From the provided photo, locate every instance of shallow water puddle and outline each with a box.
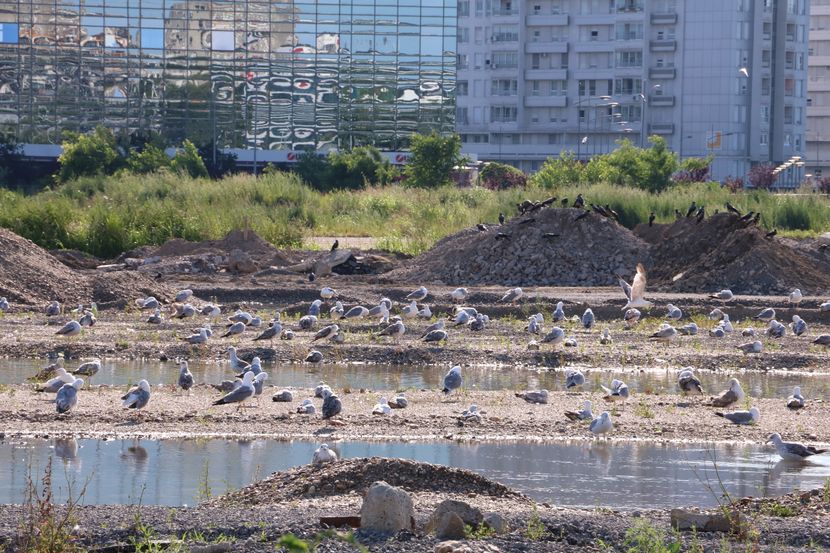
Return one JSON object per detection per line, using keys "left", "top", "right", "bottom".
{"left": 1, "top": 438, "right": 829, "bottom": 508}
{"left": 4, "top": 358, "right": 830, "bottom": 399}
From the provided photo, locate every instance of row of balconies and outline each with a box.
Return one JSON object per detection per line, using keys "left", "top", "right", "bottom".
{"left": 458, "top": 121, "right": 676, "bottom": 135}
{"left": 458, "top": 94, "right": 676, "bottom": 109}
{"left": 486, "top": 12, "right": 677, "bottom": 27}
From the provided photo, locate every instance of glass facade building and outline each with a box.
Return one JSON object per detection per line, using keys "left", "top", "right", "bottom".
{"left": 0, "top": 0, "right": 456, "bottom": 152}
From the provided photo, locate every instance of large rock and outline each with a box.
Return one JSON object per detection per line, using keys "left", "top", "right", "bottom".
{"left": 670, "top": 508, "right": 748, "bottom": 535}
{"left": 228, "top": 248, "right": 258, "bottom": 274}
{"left": 427, "top": 499, "right": 483, "bottom": 534}
{"left": 482, "top": 512, "right": 508, "bottom": 534}
{"left": 434, "top": 512, "right": 466, "bottom": 540}
{"left": 359, "top": 481, "right": 414, "bottom": 534}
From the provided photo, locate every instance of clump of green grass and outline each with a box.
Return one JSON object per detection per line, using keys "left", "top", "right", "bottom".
{"left": 623, "top": 517, "right": 681, "bottom": 553}
{"left": 760, "top": 501, "right": 799, "bottom": 518}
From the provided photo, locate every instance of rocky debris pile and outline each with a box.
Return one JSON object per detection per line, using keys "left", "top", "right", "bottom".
{"left": 117, "top": 230, "right": 297, "bottom": 276}
{"left": 391, "top": 208, "right": 649, "bottom": 286}
{"left": 215, "top": 458, "right": 522, "bottom": 507}
{"left": 637, "top": 212, "right": 830, "bottom": 295}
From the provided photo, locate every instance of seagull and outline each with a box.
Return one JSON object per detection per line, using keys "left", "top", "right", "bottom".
{"left": 281, "top": 329, "right": 295, "bottom": 340}
{"left": 420, "top": 318, "right": 446, "bottom": 338}
{"left": 235, "top": 356, "right": 261, "bottom": 377}
{"left": 135, "top": 297, "right": 160, "bottom": 310}
{"left": 619, "top": 263, "right": 652, "bottom": 310}
{"left": 376, "top": 321, "right": 406, "bottom": 341}
{"left": 813, "top": 334, "right": 830, "bottom": 347}
{"left": 789, "top": 288, "right": 803, "bottom": 305}
{"left": 406, "top": 286, "right": 428, "bottom": 301}
{"left": 564, "top": 400, "right": 593, "bottom": 421}
{"left": 39, "top": 368, "right": 76, "bottom": 393}
{"left": 453, "top": 310, "right": 472, "bottom": 326}
{"left": 175, "top": 289, "right": 193, "bottom": 302}
{"left": 371, "top": 397, "right": 392, "bottom": 415}
{"left": 0, "top": 297, "right": 8, "bottom": 311}
{"left": 787, "top": 386, "right": 806, "bottom": 410}
{"left": 678, "top": 369, "right": 703, "bottom": 395}
{"left": 581, "top": 308, "right": 595, "bottom": 330}
{"left": 665, "top": 304, "right": 682, "bottom": 320}
{"left": 222, "top": 321, "right": 246, "bottom": 338}
{"left": 737, "top": 340, "right": 763, "bottom": 354}
{"left": 526, "top": 315, "right": 542, "bottom": 335}
{"left": 715, "top": 406, "right": 760, "bottom": 425}
{"left": 624, "top": 308, "right": 641, "bottom": 328}
{"left": 312, "top": 324, "right": 340, "bottom": 342}
{"left": 709, "top": 326, "right": 725, "bottom": 338}
{"left": 741, "top": 328, "right": 757, "bottom": 338}
{"left": 708, "top": 308, "right": 725, "bottom": 321}
{"left": 541, "top": 326, "right": 565, "bottom": 346}
{"left": 417, "top": 305, "right": 432, "bottom": 318}
{"left": 305, "top": 350, "right": 323, "bottom": 363}
{"left": 768, "top": 433, "right": 827, "bottom": 461}
{"left": 390, "top": 394, "right": 408, "bottom": 409}
{"left": 178, "top": 361, "right": 194, "bottom": 393}
{"left": 56, "top": 378, "right": 84, "bottom": 414}
{"left": 552, "top": 301, "right": 565, "bottom": 322}
{"left": 343, "top": 306, "right": 369, "bottom": 319}
{"left": 56, "top": 320, "right": 82, "bottom": 337}
{"left": 423, "top": 329, "right": 449, "bottom": 343}
{"left": 122, "top": 380, "right": 151, "bottom": 413}
{"left": 599, "top": 328, "right": 612, "bottom": 345}
{"left": 252, "top": 372, "right": 268, "bottom": 403}
{"left": 252, "top": 322, "right": 283, "bottom": 343}
{"left": 46, "top": 301, "right": 61, "bottom": 317}
{"left": 720, "top": 315, "right": 734, "bottom": 333}
{"left": 442, "top": 366, "right": 463, "bottom": 396}
{"left": 295, "top": 399, "right": 315, "bottom": 414}
{"left": 248, "top": 316, "right": 262, "bottom": 328}
{"left": 227, "top": 347, "right": 250, "bottom": 372}
{"left": 754, "top": 307, "right": 776, "bottom": 322}
{"left": 298, "top": 314, "right": 319, "bottom": 329}
{"left": 601, "top": 379, "right": 630, "bottom": 407}
{"left": 147, "top": 309, "right": 163, "bottom": 324}
{"left": 321, "top": 388, "right": 342, "bottom": 419}
{"left": 312, "top": 443, "right": 338, "bottom": 465}
{"left": 589, "top": 412, "right": 613, "bottom": 436}
{"left": 710, "top": 289, "right": 734, "bottom": 303}
{"left": 678, "top": 322, "right": 698, "bottom": 336}
{"left": 308, "top": 300, "right": 323, "bottom": 317}
{"left": 183, "top": 328, "right": 209, "bottom": 345}
{"left": 790, "top": 315, "right": 807, "bottom": 337}
{"left": 708, "top": 378, "right": 744, "bottom": 407}
{"left": 500, "top": 287, "right": 523, "bottom": 304}
{"left": 515, "top": 389, "right": 549, "bottom": 404}
{"left": 460, "top": 404, "right": 481, "bottom": 423}
{"left": 272, "top": 389, "right": 293, "bottom": 402}
{"left": 73, "top": 359, "right": 101, "bottom": 381}
{"left": 821, "top": 301, "right": 830, "bottom": 312}
{"left": 320, "top": 287, "right": 338, "bottom": 300}
{"left": 565, "top": 369, "right": 585, "bottom": 390}
{"left": 767, "top": 319, "right": 786, "bottom": 338}
{"left": 401, "top": 300, "right": 419, "bottom": 318}
{"left": 314, "top": 383, "right": 332, "bottom": 398}
{"left": 227, "top": 310, "right": 253, "bottom": 325}
{"left": 330, "top": 301, "right": 345, "bottom": 320}
{"left": 213, "top": 371, "right": 255, "bottom": 409}
{"left": 649, "top": 324, "right": 677, "bottom": 343}
{"left": 451, "top": 288, "right": 468, "bottom": 302}
{"left": 172, "top": 303, "right": 196, "bottom": 320}
{"left": 201, "top": 304, "right": 222, "bottom": 318}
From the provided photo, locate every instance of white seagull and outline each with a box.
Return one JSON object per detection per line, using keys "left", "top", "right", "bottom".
{"left": 619, "top": 263, "right": 652, "bottom": 310}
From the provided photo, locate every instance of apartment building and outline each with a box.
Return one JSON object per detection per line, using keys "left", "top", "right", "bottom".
{"left": 456, "top": 0, "right": 810, "bottom": 182}
{"left": 808, "top": 0, "right": 830, "bottom": 180}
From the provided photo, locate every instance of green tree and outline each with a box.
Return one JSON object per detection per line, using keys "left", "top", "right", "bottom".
{"left": 327, "top": 146, "right": 394, "bottom": 190}
{"left": 404, "top": 131, "right": 462, "bottom": 188}
{"left": 294, "top": 151, "right": 329, "bottom": 189}
{"left": 171, "top": 140, "right": 209, "bottom": 178}
{"left": 479, "top": 162, "right": 527, "bottom": 189}
{"left": 532, "top": 151, "right": 584, "bottom": 189}
{"left": 127, "top": 144, "right": 171, "bottom": 174}
{"left": 57, "top": 126, "right": 123, "bottom": 183}
{"left": 639, "top": 136, "right": 679, "bottom": 192}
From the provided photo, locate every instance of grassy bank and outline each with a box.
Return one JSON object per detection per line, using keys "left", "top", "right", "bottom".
{"left": 0, "top": 172, "right": 828, "bottom": 258}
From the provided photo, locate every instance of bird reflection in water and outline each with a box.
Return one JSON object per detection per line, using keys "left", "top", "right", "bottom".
{"left": 54, "top": 438, "right": 79, "bottom": 466}
{"left": 121, "top": 439, "right": 148, "bottom": 465}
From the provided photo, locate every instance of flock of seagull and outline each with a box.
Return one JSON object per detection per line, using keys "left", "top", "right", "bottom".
{"left": 7, "top": 259, "right": 830, "bottom": 465}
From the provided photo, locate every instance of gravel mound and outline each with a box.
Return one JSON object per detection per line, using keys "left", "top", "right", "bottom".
{"left": 391, "top": 208, "right": 649, "bottom": 286}
{"left": 0, "top": 228, "right": 173, "bottom": 308}
{"left": 216, "top": 458, "right": 523, "bottom": 507}
{"left": 638, "top": 212, "right": 830, "bottom": 295}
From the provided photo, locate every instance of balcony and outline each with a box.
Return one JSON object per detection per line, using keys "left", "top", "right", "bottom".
{"left": 650, "top": 39, "right": 677, "bottom": 52}
{"left": 650, "top": 12, "right": 677, "bottom": 24}
{"left": 648, "top": 122, "right": 675, "bottom": 134}
{"left": 524, "top": 95, "right": 568, "bottom": 108}
{"left": 649, "top": 94, "right": 675, "bottom": 107}
{"left": 649, "top": 67, "right": 676, "bottom": 79}
{"left": 526, "top": 14, "right": 569, "bottom": 26}
{"left": 524, "top": 68, "right": 568, "bottom": 80}
{"left": 525, "top": 41, "right": 569, "bottom": 54}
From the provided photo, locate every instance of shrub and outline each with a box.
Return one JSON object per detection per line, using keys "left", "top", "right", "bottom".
{"left": 673, "top": 156, "right": 712, "bottom": 185}
{"left": 636, "top": 136, "right": 679, "bottom": 193}
{"left": 479, "top": 162, "right": 527, "bottom": 189}
{"left": 327, "top": 146, "right": 394, "bottom": 190}
{"left": 171, "top": 140, "right": 209, "bottom": 178}
{"left": 197, "top": 141, "right": 237, "bottom": 178}
{"left": 57, "top": 126, "right": 124, "bottom": 183}
{"left": 404, "top": 131, "right": 462, "bottom": 188}
{"left": 127, "top": 144, "right": 171, "bottom": 174}
{"left": 723, "top": 176, "right": 745, "bottom": 192}
{"left": 532, "top": 151, "right": 584, "bottom": 189}
{"left": 817, "top": 177, "right": 830, "bottom": 194}
{"left": 747, "top": 163, "right": 777, "bottom": 190}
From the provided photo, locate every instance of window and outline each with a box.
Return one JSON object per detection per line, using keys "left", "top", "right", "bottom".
{"left": 616, "top": 51, "right": 643, "bottom": 67}
{"left": 491, "top": 79, "right": 517, "bottom": 96}
{"left": 491, "top": 106, "right": 518, "bottom": 122}
{"left": 551, "top": 80, "right": 567, "bottom": 95}
{"left": 0, "top": 23, "right": 18, "bottom": 44}
{"left": 531, "top": 81, "right": 541, "bottom": 96}
{"left": 760, "top": 105, "right": 770, "bottom": 123}
{"left": 784, "top": 106, "right": 793, "bottom": 124}
{"left": 492, "top": 51, "right": 518, "bottom": 68}
{"left": 762, "top": 50, "right": 770, "bottom": 68}
{"left": 458, "top": 0, "right": 470, "bottom": 16}
{"left": 621, "top": 105, "right": 642, "bottom": 121}
{"left": 614, "top": 78, "right": 642, "bottom": 95}
{"left": 456, "top": 108, "right": 469, "bottom": 125}
{"left": 458, "top": 28, "right": 469, "bottom": 43}
{"left": 457, "top": 81, "right": 469, "bottom": 96}
{"left": 616, "top": 23, "right": 642, "bottom": 40}
{"left": 590, "top": 29, "right": 599, "bottom": 41}
{"left": 493, "top": 25, "right": 518, "bottom": 42}
{"left": 760, "top": 133, "right": 768, "bottom": 146}
{"left": 531, "top": 53, "right": 541, "bottom": 69}
{"left": 211, "top": 30, "right": 234, "bottom": 51}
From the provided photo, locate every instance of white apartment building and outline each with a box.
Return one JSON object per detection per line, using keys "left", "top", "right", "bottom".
{"left": 456, "top": 0, "right": 810, "bottom": 183}
{"left": 808, "top": 0, "right": 830, "bottom": 180}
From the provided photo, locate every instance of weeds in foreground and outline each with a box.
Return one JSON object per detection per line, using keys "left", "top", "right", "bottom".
{"left": 622, "top": 518, "right": 681, "bottom": 553}
{"left": 524, "top": 507, "right": 548, "bottom": 541}
{"left": 635, "top": 400, "right": 655, "bottom": 419}
{"left": 465, "top": 523, "right": 496, "bottom": 540}
{"left": 760, "top": 501, "right": 799, "bottom": 518}
{"left": 17, "top": 457, "right": 88, "bottom": 553}
{"left": 823, "top": 477, "right": 830, "bottom": 504}
{"left": 277, "top": 531, "right": 368, "bottom": 552}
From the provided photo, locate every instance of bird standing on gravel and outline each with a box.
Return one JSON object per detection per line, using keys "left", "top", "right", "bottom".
{"left": 624, "top": 308, "right": 641, "bottom": 328}
{"left": 73, "top": 359, "right": 101, "bottom": 383}
{"left": 516, "top": 389, "right": 549, "bottom": 404}
{"left": 313, "top": 443, "right": 338, "bottom": 465}
{"left": 552, "top": 301, "right": 565, "bottom": 322}
{"left": 376, "top": 321, "right": 406, "bottom": 342}
{"left": 715, "top": 407, "right": 760, "bottom": 425}
{"left": 122, "top": 380, "right": 151, "bottom": 415}
{"left": 786, "top": 387, "right": 806, "bottom": 410}
{"left": 253, "top": 322, "right": 283, "bottom": 343}
{"left": 565, "top": 369, "right": 585, "bottom": 390}
{"left": 421, "top": 318, "right": 446, "bottom": 338}
{"left": 213, "top": 371, "right": 255, "bottom": 410}
{"left": 601, "top": 379, "right": 630, "bottom": 408}
{"left": 56, "top": 320, "right": 82, "bottom": 337}
{"left": 222, "top": 321, "right": 246, "bottom": 338}
{"left": 767, "top": 319, "right": 786, "bottom": 338}
{"left": 649, "top": 324, "right": 677, "bottom": 343}
{"left": 665, "top": 304, "right": 682, "bottom": 320}
{"left": 406, "top": 286, "right": 428, "bottom": 301}
{"left": 451, "top": 288, "right": 468, "bottom": 302}
{"left": 227, "top": 347, "right": 249, "bottom": 372}
{"left": 737, "top": 340, "right": 763, "bottom": 354}
{"left": 564, "top": 400, "right": 592, "bottom": 421}
{"left": 678, "top": 369, "right": 703, "bottom": 395}
{"left": 183, "top": 328, "right": 209, "bottom": 345}
{"left": 500, "top": 287, "right": 523, "bottom": 304}
{"left": 321, "top": 388, "right": 342, "bottom": 419}
{"left": 790, "top": 315, "right": 807, "bottom": 336}
{"left": 708, "top": 378, "right": 744, "bottom": 408}
{"left": 768, "top": 433, "right": 827, "bottom": 461}
{"left": 178, "top": 361, "right": 194, "bottom": 394}
{"left": 754, "top": 307, "right": 776, "bottom": 323}
{"left": 312, "top": 324, "right": 340, "bottom": 342}
{"left": 589, "top": 412, "right": 613, "bottom": 437}
{"left": 498, "top": 213, "right": 505, "bottom": 225}
{"left": 320, "top": 287, "right": 337, "bottom": 300}
{"left": 709, "top": 289, "right": 734, "bottom": 303}
{"left": 56, "top": 378, "right": 84, "bottom": 414}
{"left": 789, "top": 288, "right": 803, "bottom": 306}
{"left": 648, "top": 212, "right": 655, "bottom": 227}
{"left": 442, "top": 366, "right": 463, "bottom": 396}
{"left": 599, "top": 328, "right": 612, "bottom": 345}
{"left": 45, "top": 301, "right": 61, "bottom": 317}
{"left": 813, "top": 334, "right": 830, "bottom": 347}
{"left": 581, "top": 308, "right": 595, "bottom": 330}
{"left": 423, "top": 329, "right": 449, "bottom": 344}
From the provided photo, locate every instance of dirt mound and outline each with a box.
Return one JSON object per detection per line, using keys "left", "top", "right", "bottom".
{"left": 0, "top": 228, "right": 90, "bottom": 305}
{"left": 89, "top": 272, "right": 174, "bottom": 307}
{"left": 391, "top": 208, "right": 649, "bottom": 286}
{"left": 637, "top": 212, "right": 830, "bottom": 295}
{"left": 217, "top": 458, "right": 522, "bottom": 507}
{"left": 152, "top": 229, "right": 291, "bottom": 265}
{"left": 49, "top": 249, "right": 101, "bottom": 270}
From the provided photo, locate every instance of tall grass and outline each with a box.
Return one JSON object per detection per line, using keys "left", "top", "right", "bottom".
{"left": 1, "top": 172, "right": 829, "bottom": 258}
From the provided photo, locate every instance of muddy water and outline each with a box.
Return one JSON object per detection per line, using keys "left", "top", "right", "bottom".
{"left": 1, "top": 438, "right": 829, "bottom": 508}
{"left": 4, "top": 358, "right": 829, "bottom": 399}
